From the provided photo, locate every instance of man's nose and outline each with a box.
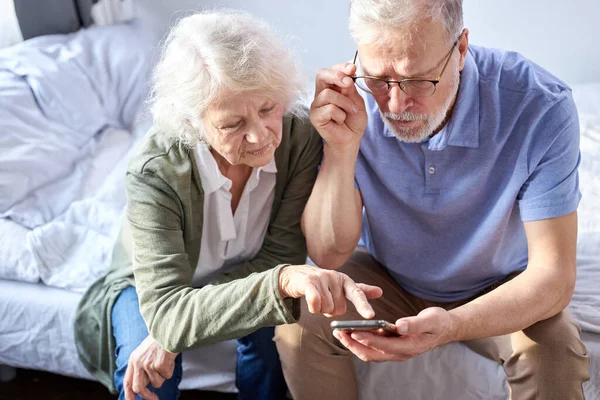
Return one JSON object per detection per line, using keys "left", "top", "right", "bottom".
{"left": 387, "top": 84, "right": 414, "bottom": 115}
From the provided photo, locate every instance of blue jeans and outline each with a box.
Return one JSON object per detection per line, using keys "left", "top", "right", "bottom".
{"left": 112, "top": 286, "right": 287, "bottom": 400}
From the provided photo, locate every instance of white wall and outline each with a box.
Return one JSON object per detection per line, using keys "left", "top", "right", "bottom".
{"left": 134, "top": 0, "right": 599, "bottom": 85}
{"left": 464, "top": 0, "right": 600, "bottom": 85}
{"left": 133, "top": 0, "right": 353, "bottom": 81}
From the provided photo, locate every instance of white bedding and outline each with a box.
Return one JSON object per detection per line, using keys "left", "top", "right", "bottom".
{"left": 0, "top": 21, "right": 157, "bottom": 291}
{"left": 0, "top": 22, "right": 152, "bottom": 217}
{"left": 0, "top": 129, "right": 132, "bottom": 290}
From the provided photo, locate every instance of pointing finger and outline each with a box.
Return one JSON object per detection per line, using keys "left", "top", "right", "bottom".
{"left": 343, "top": 277, "right": 375, "bottom": 319}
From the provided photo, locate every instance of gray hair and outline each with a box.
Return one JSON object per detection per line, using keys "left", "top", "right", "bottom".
{"left": 349, "top": 0, "right": 463, "bottom": 47}
{"left": 148, "top": 10, "right": 307, "bottom": 147}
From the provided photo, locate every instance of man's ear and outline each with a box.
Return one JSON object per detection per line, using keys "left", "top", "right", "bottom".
{"left": 458, "top": 29, "right": 469, "bottom": 71}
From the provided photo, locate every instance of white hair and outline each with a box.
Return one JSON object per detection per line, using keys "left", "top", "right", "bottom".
{"left": 148, "top": 10, "right": 307, "bottom": 147}
{"left": 349, "top": 0, "right": 463, "bottom": 47}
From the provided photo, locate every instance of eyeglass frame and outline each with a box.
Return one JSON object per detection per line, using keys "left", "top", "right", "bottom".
{"left": 350, "top": 31, "right": 463, "bottom": 97}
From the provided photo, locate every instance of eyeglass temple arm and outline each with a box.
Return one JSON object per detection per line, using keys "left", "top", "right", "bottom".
{"left": 352, "top": 50, "right": 358, "bottom": 65}
{"left": 434, "top": 37, "right": 461, "bottom": 80}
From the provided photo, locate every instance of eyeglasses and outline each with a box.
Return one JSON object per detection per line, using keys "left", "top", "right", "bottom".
{"left": 351, "top": 33, "right": 462, "bottom": 98}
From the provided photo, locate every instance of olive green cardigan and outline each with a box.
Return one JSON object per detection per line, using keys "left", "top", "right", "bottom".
{"left": 74, "top": 114, "right": 322, "bottom": 393}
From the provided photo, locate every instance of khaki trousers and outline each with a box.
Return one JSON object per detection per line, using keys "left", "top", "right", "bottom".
{"left": 274, "top": 248, "right": 590, "bottom": 400}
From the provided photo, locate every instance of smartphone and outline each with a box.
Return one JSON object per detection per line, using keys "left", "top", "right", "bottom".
{"left": 330, "top": 320, "right": 399, "bottom": 335}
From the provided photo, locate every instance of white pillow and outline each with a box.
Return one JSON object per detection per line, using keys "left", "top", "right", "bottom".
{"left": 0, "top": 21, "right": 156, "bottom": 220}
{"left": 572, "top": 84, "right": 600, "bottom": 235}
{"left": 0, "top": 0, "right": 23, "bottom": 48}
{"left": 91, "top": 0, "right": 135, "bottom": 25}
{"left": 0, "top": 0, "right": 135, "bottom": 51}
{"left": 573, "top": 83, "right": 600, "bottom": 133}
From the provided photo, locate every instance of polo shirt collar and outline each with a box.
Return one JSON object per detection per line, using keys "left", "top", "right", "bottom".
{"left": 444, "top": 48, "right": 480, "bottom": 149}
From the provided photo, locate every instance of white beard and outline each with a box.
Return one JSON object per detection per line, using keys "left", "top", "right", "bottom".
{"left": 380, "top": 69, "right": 460, "bottom": 143}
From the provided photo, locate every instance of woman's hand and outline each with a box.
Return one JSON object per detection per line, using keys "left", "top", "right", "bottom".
{"left": 123, "top": 335, "right": 179, "bottom": 400}
{"left": 278, "top": 264, "right": 383, "bottom": 318}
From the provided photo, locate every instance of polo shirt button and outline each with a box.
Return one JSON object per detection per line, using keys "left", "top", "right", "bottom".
{"left": 428, "top": 166, "right": 436, "bottom": 174}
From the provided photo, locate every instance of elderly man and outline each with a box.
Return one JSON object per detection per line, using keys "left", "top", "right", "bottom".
{"left": 274, "top": 1, "right": 590, "bottom": 399}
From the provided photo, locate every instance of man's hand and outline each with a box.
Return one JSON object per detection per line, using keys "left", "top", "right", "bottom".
{"left": 123, "top": 335, "right": 179, "bottom": 400}
{"left": 333, "top": 307, "right": 456, "bottom": 362}
{"left": 279, "top": 264, "right": 383, "bottom": 319}
{"left": 310, "top": 63, "right": 367, "bottom": 152}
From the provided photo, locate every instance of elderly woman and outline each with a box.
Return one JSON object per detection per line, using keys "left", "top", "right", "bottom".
{"left": 75, "top": 10, "right": 381, "bottom": 400}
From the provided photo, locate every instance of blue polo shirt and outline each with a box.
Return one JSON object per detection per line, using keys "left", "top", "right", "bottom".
{"left": 356, "top": 45, "right": 581, "bottom": 302}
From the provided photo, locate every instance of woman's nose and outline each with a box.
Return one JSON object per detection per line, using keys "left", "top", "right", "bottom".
{"left": 245, "top": 123, "right": 269, "bottom": 143}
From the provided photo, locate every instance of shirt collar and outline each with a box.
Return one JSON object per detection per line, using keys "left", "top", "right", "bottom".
{"left": 194, "top": 145, "right": 278, "bottom": 194}
{"left": 379, "top": 49, "right": 480, "bottom": 149}
{"left": 194, "top": 145, "right": 229, "bottom": 194}
{"left": 444, "top": 48, "right": 480, "bottom": 149}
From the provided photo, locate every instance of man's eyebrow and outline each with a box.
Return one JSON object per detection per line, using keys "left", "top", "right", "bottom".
{"left": 360, "top": 60, "right": 440, "bottom": 80}
{"left": 360, "top": 65, "right": 385, "bottom": 78}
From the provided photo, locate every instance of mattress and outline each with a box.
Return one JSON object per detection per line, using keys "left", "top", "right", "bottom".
{"left": 0, "top": 278, "right": 238, "bottom": 392}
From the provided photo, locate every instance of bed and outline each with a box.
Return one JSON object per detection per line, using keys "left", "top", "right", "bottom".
{"left": 0, "top": 18, "right": 599, "bottom": 399}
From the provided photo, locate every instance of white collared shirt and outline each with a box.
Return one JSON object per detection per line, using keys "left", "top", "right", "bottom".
{"left": 191, "top": 144, "right": 277, "bottom": 287}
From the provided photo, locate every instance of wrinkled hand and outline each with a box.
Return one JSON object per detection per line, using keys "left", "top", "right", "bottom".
{"left": 278, "top": 264, "right": 383, "bottom": 319}
{"left": 310, "top": 63, "right": 367, "bottom": 151}
{"left": 124, "top": 335, "right": 179, "bottom": 400}
{"left": 333, "top": 307, "right": 456, "bottom": 362}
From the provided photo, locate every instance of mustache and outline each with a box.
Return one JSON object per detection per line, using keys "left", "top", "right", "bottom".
{"left": 382, "top": 112, "right": 428, "bottom": 121}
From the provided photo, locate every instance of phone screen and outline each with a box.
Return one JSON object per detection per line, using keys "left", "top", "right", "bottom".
{"left": 330, "top": 320, "right": 398, "bottom": 335}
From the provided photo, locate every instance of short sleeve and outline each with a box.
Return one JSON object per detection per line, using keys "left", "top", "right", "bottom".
{"left": 518, "top": 92, "right": 582, "bottom": 221}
